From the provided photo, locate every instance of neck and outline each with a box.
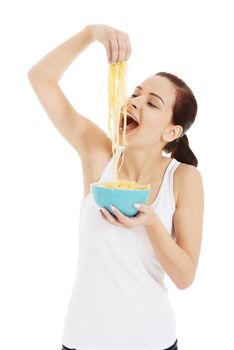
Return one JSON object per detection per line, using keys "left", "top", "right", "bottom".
{"left": 117, "top": 146, "right": 167, "bottom": 184}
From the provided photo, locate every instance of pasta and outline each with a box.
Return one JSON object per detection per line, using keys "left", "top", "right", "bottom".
{"left": 97, "top": 179, "right": 150, "bottom": 190}
{"left": 108, "top": 61, "right": 128, "bottom": 182}
{"left": 106, "top": 61, "right": 149, "bottom": 191}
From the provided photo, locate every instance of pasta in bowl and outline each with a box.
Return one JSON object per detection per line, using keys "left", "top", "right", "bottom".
{"left": 91, "top": 179, "right": 151, "bottom": 218}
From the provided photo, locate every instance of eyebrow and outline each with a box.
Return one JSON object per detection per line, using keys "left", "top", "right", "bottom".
{"left": 136, "top": 86, "right": 165, "bottom": 105}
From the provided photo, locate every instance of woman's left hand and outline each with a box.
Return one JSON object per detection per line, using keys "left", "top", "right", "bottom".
{"left": 99, "top": 203, "right": 156, "bottom": 229}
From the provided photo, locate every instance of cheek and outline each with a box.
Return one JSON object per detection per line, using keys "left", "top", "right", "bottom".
{"left": 142, "top": 116, "right": 161, "bottom": 132}
{"left": 140, "top": 115, "right": 166, "bottom": 140}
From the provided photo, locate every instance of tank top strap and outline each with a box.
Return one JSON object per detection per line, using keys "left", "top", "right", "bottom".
{"left": 168, "top": 158, "right": 181, "bottom": 210}
{"left": 168, "top": 158, "right": 181, "bottom": 178}
{"left": 157, "top": 157, "right": 178, "bottom": 189}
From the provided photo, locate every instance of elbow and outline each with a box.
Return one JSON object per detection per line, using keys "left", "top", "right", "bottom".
{"left": 176, "top": 281, "right": 192, "bottom": 290}
{"left": 175, "top": 260, "right": 197, "bottom": 290}
{"left": 27, "top": 69, "right": 55, "bottom": 85}
{"left": 27, "top": 69, "right": 37, "bottom": 83}
{"left": 27, "top": 65, "right": 45, "bottom": 82}
{"left": 175, "top": 275, "right": 195, "bottom": 290}
{"left": 27, "top": 68, "right": 39, "bottom": 82}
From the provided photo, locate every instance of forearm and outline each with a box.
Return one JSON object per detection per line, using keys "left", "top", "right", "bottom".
{"left": 144, "top": 215, "right": 195, "bottom": 289}
{"left": 28, "top": 25, "right": 94, "bottom": 82}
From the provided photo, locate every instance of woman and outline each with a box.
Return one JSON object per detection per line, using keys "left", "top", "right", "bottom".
{"left": 28, "top": 24, "right": 204, "bottom": 350}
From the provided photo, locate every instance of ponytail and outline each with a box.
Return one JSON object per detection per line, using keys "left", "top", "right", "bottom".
{"left": 164, "top": 134, "right": 198, "bottom": 167}
{"left": 155, "top": 72, "right": 199, "bottom": 167}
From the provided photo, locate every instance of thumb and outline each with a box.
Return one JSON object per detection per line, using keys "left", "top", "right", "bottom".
{"left": 134, "top": 203, "right": 149, "bottom": 212}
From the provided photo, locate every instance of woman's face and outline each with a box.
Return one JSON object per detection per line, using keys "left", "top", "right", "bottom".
{"left": 121, "top": 75, "right": 183, "bottom": 149}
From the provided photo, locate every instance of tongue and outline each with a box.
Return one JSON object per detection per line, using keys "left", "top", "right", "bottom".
{"left": 126, "top": 120, "right": 139, "bottom": 130}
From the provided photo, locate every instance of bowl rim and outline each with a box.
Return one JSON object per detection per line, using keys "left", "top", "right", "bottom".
{"left": 90, "top": 181, "right": 150, "bottom": 192}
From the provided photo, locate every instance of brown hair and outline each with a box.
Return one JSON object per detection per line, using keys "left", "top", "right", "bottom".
{"left": 155, "top": 72, "right": 198, "bottom": 167}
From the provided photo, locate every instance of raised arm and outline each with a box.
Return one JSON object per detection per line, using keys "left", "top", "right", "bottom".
{"left": 27, "top": 24, "right": 131, "bottom": 165}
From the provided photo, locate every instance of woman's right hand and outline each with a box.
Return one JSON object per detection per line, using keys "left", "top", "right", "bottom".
{"left": 87, "top": 24, "right": 132, "bottom": 64}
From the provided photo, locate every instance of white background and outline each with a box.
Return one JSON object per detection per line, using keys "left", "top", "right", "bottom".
{"left": 1, "top": 0, "right": 234, "bottom": 349}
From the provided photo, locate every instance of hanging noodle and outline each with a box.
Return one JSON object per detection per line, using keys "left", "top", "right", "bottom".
{"left": 98, "top": 61, "right": 150, "bottom": 191}
{"left": 107, "top": 61, "right": 128, "bottom": 182}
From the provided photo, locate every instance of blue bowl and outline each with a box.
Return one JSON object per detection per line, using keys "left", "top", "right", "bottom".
{"left": 91, "top": 182, "right": 151, "bottom": 218}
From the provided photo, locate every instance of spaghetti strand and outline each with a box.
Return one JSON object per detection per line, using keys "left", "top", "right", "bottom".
{"left": 107, "top": 61, "right": 128, "bottom": 182}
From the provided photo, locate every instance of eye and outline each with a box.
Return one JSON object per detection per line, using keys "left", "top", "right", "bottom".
{"left": 131, "top": 94, "right": 158, "bottom": 108}
{"left": 147, "top": 102, "right": 158, "bottom": 108}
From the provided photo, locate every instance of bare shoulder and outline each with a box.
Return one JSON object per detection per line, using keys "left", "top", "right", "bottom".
{"left": 174, "top": 163, "right": 204, "bottom": 207}
{"left": 174, "top": 162, "right": 203, "bottom": 182}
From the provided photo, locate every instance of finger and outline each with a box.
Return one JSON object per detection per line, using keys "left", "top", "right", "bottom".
{"left": 111, "top": 205, "right": 147, "bottom": 228}
{"left": 116, "top": 37, "right": 127, "bottom": 62}
{"left": 103, "top": 39, "right": 112, "bottom": 63}
{"left": 125, "top": 46, "right": 131, "bottom": 62}
{"left": 125, "top": 36, "right": 132, "bottom": 61}
{"left": 100, "top": 209, "right": 108, "bottom": 221}
{"left": 100, "top": 208, "right": 114, "bottom": 224}
{"left": 101, "top": 208, "right": 124, "bottom": 227}
{"left": 110, "top": 205, "right": 132, "bottom": 227}
{"left": 134, "top": 203, "right": 153, "bottom": 213}
{"left": 109, "top": 36, "right": 119, "bottom": 63}
{"left": 133, "top": 203, "right": 155, "bottom": 226}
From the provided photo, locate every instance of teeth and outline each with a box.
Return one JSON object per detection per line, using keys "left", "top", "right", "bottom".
{"left": 127, "top": 114, "right": 138, "bottom": 124}
{"left": 119, "top": 117, "right": 139, "bottom": 131}
{"left": 121, "top": 112, "right": 139, "bottom": 125}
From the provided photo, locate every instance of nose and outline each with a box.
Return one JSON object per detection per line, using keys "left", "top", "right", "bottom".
{"left": 126, "top": 103, "right": 137, "bottom": 115}
{"left": 127, "top": 100, "right": 137, "bottom": 110}
{"left": 126, "top": 104, "right": 137, "bottom": 115}
{"left": 127, "top": 96, "right": 140, "bottom": 111}
{"left": 127, "top": 96, "right": 141, "bottom": 110}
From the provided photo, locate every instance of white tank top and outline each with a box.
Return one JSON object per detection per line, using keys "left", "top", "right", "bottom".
{"left": 61, "top": 147, "right": 181, "bottom": 350}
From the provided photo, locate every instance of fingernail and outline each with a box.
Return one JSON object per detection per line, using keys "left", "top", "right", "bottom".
{"left": 134, "top": 203, "right": 141, "bottom": 209}
{"left": 110, "top": 205, "right": 116, "bottom": 211}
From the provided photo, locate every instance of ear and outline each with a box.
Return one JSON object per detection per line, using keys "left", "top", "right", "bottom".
{"left": 162, "top": 125, "right": 184, "bottom": 143}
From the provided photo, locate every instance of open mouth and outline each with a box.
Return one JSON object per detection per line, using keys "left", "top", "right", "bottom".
{"left": 119, "top": 113, "right": 140, "bottom": 133}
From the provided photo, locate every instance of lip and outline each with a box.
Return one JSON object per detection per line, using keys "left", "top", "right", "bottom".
{"left": 119, "top": 115, "right": 140, "bottom": 133}
{"left": 127, "top": 111, "right": 139, "bottom": 124}
{"left": 119, "top": 124, "right": 139, "bottom": 134}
